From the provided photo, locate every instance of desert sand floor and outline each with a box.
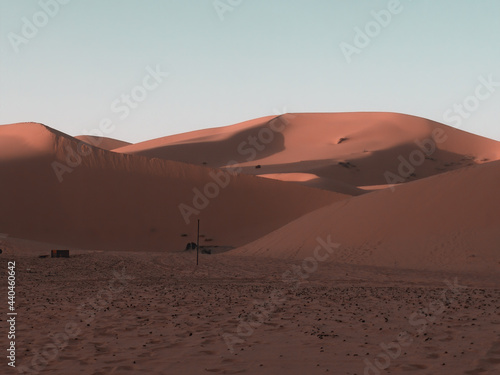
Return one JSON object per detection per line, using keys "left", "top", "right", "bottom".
{"left": 2, "top": 250, "right": 499, "bottom": 375}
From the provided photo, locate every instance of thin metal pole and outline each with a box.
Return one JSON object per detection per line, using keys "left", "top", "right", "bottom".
{"left": 196, "top": 219, "right": 200, "bottom": 266}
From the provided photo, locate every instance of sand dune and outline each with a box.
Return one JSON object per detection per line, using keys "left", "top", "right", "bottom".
{"left": 0, "top": 122, "right": 347, "bottom": 252}
{"left": 113, "top": 116, "right": 279, "bottom": 168}
{"left": 232, "top": 160, "right": 500, "bottom": 273}
{"left": 2, "top": 116, "right": 499, "bottom": 266}
{"left": 114, "top": 113, "right": 500, "bottom": 194}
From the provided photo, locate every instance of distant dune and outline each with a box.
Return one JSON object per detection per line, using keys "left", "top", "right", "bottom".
{"left": 114, "top": 112, "right": 500, "bottom": 194}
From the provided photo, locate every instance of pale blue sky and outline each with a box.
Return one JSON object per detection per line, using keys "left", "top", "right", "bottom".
{"left": 1, "top": 0, "right": 499, "bottom": 142}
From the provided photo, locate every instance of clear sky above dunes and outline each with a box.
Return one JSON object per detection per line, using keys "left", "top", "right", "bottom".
{"left": 1, "top": 0, "right": 499, "bottom": 142}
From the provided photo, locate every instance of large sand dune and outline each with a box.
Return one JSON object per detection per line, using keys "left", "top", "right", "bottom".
{"left": 0, "top": 122, "right": 346, "bottom": 251}
{"left": 114, "top": 113, "right": 500, "bottom": 193}
{"left": 232, "top": 159, "right": 500, "bottom": 273}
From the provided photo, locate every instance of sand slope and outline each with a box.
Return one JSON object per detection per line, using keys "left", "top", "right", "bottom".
{"left": 231, "top": 160, "right": 500, "bottom": 273}
{"left": 114, "top": 113, "right": 500, "bottom": 193}
{"left": 0, "top": 123, "right": 347, "bottom": 251}
{"left": 75, "top": 135, "right": 132, "bottom": 151}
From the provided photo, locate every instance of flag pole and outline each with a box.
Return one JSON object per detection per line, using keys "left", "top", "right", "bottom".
{"left": 196, "top": 219, "right": 200, "bottom": 266}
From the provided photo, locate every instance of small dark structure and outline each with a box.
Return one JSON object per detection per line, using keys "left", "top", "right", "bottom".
{"left": 51, "top": 250, "right": 70, "bottom": 258}
{"left": 201, "top": 248, "right": 212, "bottom": 255}
{"left": 185, "top": 242, "right": 197, "bottom": 250}
{"left": 338, "top": 161, "right": 355, "bottom": 169}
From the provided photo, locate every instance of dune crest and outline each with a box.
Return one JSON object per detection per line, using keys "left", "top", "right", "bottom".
{"left": 75, "top": 135, "right": 132, "bottom": 151}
